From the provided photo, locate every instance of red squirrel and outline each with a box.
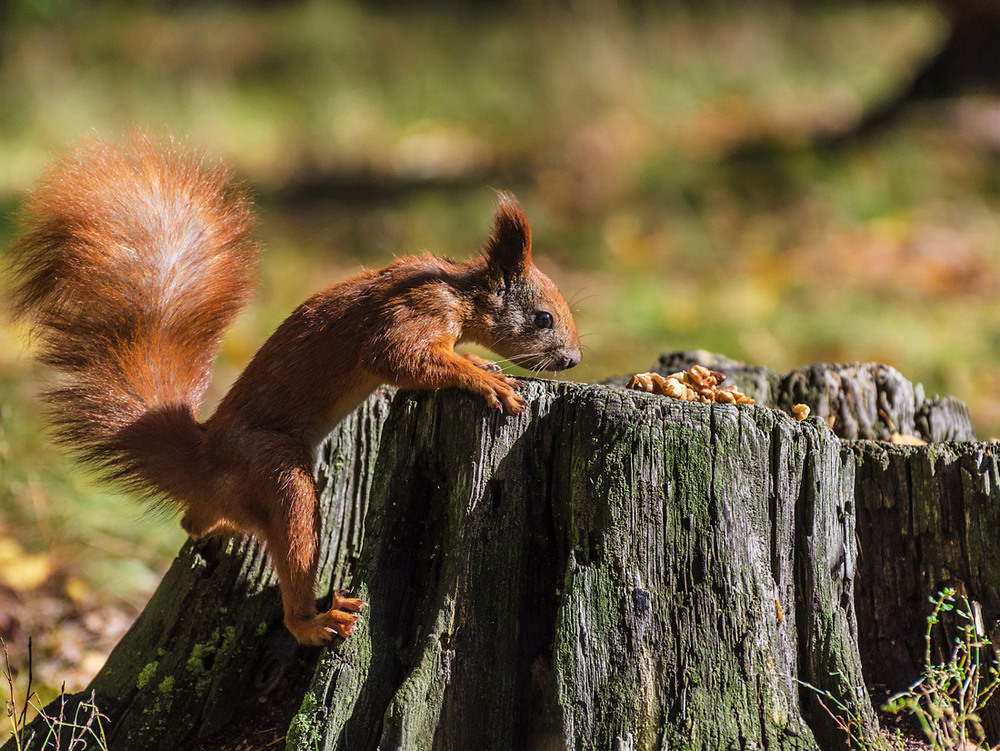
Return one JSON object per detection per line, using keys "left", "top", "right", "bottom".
{"left": 8, "top": 133, "right": 581, "bottom": 646}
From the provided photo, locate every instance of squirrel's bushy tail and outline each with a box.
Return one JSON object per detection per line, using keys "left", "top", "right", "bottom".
{"left": 8, "top": 132, "right": 259, "bottom": 498}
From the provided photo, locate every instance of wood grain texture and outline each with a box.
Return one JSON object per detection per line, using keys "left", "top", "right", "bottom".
{"left": 284, "top": 379, "right": 855, "bottom": 751}
{"left": 11, "top": 357, "right": 998, "bottom": 751}
{"left": 851, "top": 439, "right": 1000, "bottom": 735}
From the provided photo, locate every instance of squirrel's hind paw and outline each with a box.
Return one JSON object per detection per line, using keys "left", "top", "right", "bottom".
{"left": 320, "top": 593, "right": 365, "bottom": 639}
{"left": 298, "top": 609, "right": 361, "bottom": 643}
{"left": 334, "top": 590, "right": 366, "bottom": 613}
{"left": 286, "top": 595, "right": 365, "bottom": 645}
{"left": 321, "top": 610, "right": 361, "bottom": 639}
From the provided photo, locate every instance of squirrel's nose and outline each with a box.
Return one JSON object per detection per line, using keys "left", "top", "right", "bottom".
{"left": 554, "top": 348, "right": 582, "bottom": 370}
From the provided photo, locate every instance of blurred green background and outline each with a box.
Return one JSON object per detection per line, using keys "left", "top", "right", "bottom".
{"left": 3, "top": 0, "right": 1000, "bottom": 705}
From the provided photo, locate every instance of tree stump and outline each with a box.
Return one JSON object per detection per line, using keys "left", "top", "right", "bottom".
{"left": 6, "top": 353, "right": 998, "bottom": 751}
{"left": 653, "top": 352, "right": 999, "bottom": 732}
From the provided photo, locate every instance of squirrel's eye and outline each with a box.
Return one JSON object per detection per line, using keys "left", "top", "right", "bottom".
{"left": 534, "top": 311, "right": 554, "bottom": 329}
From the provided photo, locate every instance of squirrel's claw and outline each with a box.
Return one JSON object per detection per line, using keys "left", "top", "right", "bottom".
{"left": 498, "top": 388, "right": 527, "bottom": 415}
{"left": 316, "top": 607, "right": 362, "bottom": 640}
{"left": 334, "top": 590, "right": 366, "bottom": 613}
{"left": 286, "top": 592, "right": 365, "bottom": 644}
{"left": 480, "top": 370, "right": 525, "bottom": 415}
{"left": 323, "top": 616, "right": 358, "bottom": 640}
{"left": 463, "top": 352, "right": 503, "bottom": 374}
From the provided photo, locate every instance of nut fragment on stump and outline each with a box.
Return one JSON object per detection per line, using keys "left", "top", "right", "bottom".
{"left": 886, "top": 432, "right": 928, "bottom": 446}
{"left": 627, "top": 365, "right": 756, "bottom": 405}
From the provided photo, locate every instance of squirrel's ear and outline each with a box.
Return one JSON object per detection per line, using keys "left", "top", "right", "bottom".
{"left": 483, "top": 193, "right": 532, "bottom": 280}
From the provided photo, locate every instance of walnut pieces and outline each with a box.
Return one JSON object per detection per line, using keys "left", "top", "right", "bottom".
{"left": 791, "top": 404, "right": 810, "bottom": 421}
{"left": 627, "top": 365, "right": 755, "bottom": 405}
{"left": 887, "top": 432, "right": 928, "bottom": 446}
{"left": 627, "top": 365, "right": 933, "bottom": 441}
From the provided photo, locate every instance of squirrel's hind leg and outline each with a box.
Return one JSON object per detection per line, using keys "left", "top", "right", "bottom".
{"left": 262, "top": 458, "right": 364, "bottom": 645}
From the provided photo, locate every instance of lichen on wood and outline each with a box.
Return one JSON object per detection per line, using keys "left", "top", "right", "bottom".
{"left": 11, "top": 354, "right": 997, "bottom": 751}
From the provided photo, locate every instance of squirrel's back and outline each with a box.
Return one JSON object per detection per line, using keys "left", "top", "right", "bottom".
{"left": 8, "top": 132, "right": 259, "bottom": 493}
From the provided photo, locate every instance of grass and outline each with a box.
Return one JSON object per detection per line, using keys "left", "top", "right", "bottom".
{"left": 2, "top": 0, "right": 999, "bottom": 703}
{"left": 883, "top": 590, "right": 1000, "bottom": 750}
{"left": 803, "top": 589, "right": 1000, "bottom": 750}
{"left": 3, "top": 638, "right": 109, "bottom": 751}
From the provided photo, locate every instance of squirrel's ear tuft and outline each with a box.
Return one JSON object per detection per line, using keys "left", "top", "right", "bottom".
{"left": 483, "top": 192, "right": 532, "bottom": 279}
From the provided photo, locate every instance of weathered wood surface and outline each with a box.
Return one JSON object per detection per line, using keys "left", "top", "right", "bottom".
{"left": 851, "top": 439, "right": 1000, "bottom": 734}
{"left": 652, "top": 352, "right": 1000, "bottom": 732}
{"left": 284, "top": 381, "right": 854, "bottom": 751}
{"left": 7, "top": 352, "right": 1000, "bottom": 751}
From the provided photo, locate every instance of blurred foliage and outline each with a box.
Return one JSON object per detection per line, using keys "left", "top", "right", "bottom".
{"left": 4, "top": 0, "right": 1000, "bottom": 703}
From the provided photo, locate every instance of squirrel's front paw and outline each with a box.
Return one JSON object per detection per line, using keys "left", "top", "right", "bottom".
{"left": 463, "top": 352, "right": 503, "bottom": 374}
{"left": 483, "top": 371, "right": 525, "bottom": 415}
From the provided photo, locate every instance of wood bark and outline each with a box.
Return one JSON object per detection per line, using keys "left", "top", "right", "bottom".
{"left": 5, "top": 353, "right": 997, "bottom": 751}
{"left": 655, "top": 352, "right": 999, "bottom": 731}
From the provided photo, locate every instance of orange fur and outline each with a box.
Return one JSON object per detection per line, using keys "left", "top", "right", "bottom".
{"left": 8, "top": 134, "right": 581, "bottom": 645}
